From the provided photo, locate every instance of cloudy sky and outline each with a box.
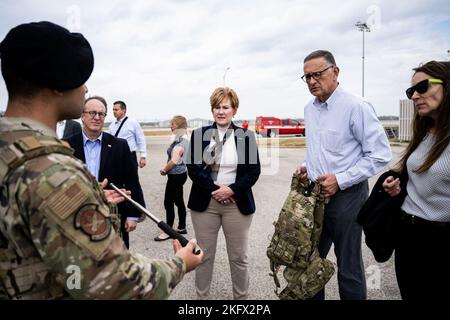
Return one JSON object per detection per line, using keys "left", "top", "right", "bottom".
{"left": 1, "top": 0, "right": 449, "bottom": 122}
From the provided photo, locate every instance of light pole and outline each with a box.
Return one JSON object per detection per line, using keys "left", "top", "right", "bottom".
{"left": 223, "top": 67, "right": 230, "bottom": 86}
{"left": 355, "top": 21, "right": 370, "bottom": 97}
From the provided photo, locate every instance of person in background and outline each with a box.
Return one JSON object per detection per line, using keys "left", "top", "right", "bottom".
{"left": 109, "top": 100, "right": 147, "bottom": 168}
{"left": 155, "top": 115, "right": 190, "bottom": 241}
{"left": 382, "top": 60, "right": 450, "bottom": 300}
{"left": 67, "top": 96, "right": 146, "bottom": 249}
{"left": 56, "top": 119, "right": 82, "bottom": 139}
{"left": 296, "top": 50, "right": 391, "bottom": 300}
{"left": 187, "top": 87, "right": 261, "bottom": 300}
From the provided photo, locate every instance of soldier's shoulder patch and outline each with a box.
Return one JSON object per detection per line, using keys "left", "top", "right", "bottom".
{"left": 75, "top": 204, "right": 111, "bottom": 241}
{"left": 40, "top": 196, "right": 116, "bottom": 261}
{"left": 40, "top": 180, "right": 89, "bottom": 220}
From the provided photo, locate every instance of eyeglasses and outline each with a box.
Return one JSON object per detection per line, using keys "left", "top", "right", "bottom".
{"left": 405, "top": 78, "right": 444, "bottom": 99}
{"left": 83, "top": 111, "right": 107, "bottom": 119}
{"left": 301, "top": 65, "right": 334, "bottom": 83}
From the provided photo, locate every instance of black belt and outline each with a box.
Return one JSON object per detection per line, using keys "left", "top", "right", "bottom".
{"left": 400, "top": 211, "right": 450, "bottom": 228}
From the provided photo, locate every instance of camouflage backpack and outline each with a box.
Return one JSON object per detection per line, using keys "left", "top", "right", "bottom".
{"left": 266, "top": 174, "right": 335, "bottom": 300}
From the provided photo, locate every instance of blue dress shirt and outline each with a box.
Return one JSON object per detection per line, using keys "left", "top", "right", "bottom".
{"left": 82, "top": 132, "right": 102, "bottom": 180}
{"left": 82, "top": 132, "right": 138, "bottom": 222}
{"left": 304, "top": 85, "right": 392, "bottom": 190}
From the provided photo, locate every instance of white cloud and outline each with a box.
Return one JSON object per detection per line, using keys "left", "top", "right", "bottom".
{"left": 1, "top": 0, "right": 449, "bottom": 122}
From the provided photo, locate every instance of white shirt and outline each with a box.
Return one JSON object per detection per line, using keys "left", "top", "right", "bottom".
{"left": 212, "top": 127, "right": 238, "bottom": 186}
{"left": 401, "top": 133, "right": 450, "bottom": 222}
{"left": 109, "top": 116, "right": 147, "bottom": 158}
{"left": 304, "top": 85, "right": 392, "bottom": 190}
{"left": 56, "top": 120, "right": 66, "bottom": 139}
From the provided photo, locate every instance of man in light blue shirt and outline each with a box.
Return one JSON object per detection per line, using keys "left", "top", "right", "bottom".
{"left": 109, "top": 100, "right": 147, "bottom": 168}
{"left": 297, "top": 50, "right": 391, "bottom": 300}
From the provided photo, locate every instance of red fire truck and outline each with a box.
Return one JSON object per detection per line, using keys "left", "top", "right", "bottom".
{"left": 255, "top": 116, "right": 305, "bottom": 138}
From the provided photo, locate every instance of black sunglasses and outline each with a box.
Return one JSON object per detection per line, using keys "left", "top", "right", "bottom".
{"left": 405, "top": 78, "right": 443, "bottom": 99}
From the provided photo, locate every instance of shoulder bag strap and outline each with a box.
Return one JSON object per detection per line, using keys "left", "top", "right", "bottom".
{"left": 114, "top": 116, "right": 128, "bottom": 137}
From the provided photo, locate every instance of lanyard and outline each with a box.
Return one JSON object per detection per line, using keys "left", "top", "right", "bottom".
{"left": 210, "top": 127, "right": 232, "bottom": 157}
{"left": 204, "top": 127, "right": 233, "bottom": 174}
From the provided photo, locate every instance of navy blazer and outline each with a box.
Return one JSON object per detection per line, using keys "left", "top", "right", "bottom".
{"left": 66, "top": 132, "right": 146, "bottom": 219}
{"left": 62, "top": 120, "right": 82, "bottom": 140}
{"left": 187, "top": 122, "right": 261, "bottom": 215}
{"left": 357, "top": 170, "right": 408, "bottom": 263}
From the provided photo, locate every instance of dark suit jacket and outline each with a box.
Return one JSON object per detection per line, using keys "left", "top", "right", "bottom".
{"left": 62, "top": 120, "right": 82, "bottom": 140}
{"left": 66, "top": 132, "right": 146, "bottom": 219}
{"left": 357, "top": 170, "right": 408, "bottom": 263}
{"left": 187, "top": 122, "right": 261, "bottom": 215}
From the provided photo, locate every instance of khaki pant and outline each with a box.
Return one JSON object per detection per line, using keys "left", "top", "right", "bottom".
{"left": 190, "top": 199, "right": 253, "bottom": 300}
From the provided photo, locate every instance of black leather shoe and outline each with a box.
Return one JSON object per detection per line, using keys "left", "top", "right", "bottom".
{"left": 176, "top": 229, "right": 187, "bottom": 234}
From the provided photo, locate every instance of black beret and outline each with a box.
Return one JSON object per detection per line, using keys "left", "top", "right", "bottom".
{"left": 0, "top": 21, "right": 94, "bottom": 90}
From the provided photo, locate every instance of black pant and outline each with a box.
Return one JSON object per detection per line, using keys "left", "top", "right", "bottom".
{"left": 130, "top": 151, "right": 138, "bottom": 167}
{"left": 164, "top": 172, "right": 188, "bottom": 229}
{"left": 395, "top": 212, "right": 450, "bottom": 300}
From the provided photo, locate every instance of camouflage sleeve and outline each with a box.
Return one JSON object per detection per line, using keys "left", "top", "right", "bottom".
{"left": 17, "top": 153, "right": 186, "bottom": 299}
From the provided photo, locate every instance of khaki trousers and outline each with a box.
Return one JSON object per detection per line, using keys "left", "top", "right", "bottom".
{"left": 190, "top": 199, "right": 253, "bottom": 300}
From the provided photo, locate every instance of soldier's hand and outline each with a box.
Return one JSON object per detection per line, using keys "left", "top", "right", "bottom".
{"left": 174, "top": 239, "right": 204, "bottom": 273}
{"left": 100, "top": 178, "right": 109, "bottom": 189}
{"left": 295, "top": 165, "right": 308, "bottom": 184}
{"left": 104, "top": 189, "right": 125, "bottom": 204}
{"left": 99, "top": 179, "right": 132, "bottom": 204}
{"left": 316, "top": 174, "right": 339, "bottom": 198}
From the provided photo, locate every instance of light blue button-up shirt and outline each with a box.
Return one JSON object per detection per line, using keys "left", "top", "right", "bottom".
{"left": 109, "top": 116, "right": 147, "bottom": 158}
{"left": 82, "top": 132, "right": 102, "bottom": 180}
{"left": 304, "top": 85, "right": 392, "bottom": 190}
{"left": 81, "top": 132, "right": 138, "bottom": 222}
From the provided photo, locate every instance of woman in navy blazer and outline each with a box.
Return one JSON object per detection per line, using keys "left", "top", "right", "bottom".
{"left": 186, "top": 87, "right": 260, "bottom": 300}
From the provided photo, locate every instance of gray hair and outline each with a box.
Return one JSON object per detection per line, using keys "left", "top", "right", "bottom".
{"left": 304, "top": 50, "right": 336, "bottom": 66}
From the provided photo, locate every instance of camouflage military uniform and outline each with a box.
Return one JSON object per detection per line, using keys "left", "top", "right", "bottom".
{"left": 0, "top": 117, "right": 185, "bottom": 299}
{"left": 267, "top": 174, "right": 335, "bottom": 300}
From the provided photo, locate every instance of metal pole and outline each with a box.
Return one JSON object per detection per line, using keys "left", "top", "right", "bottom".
{"left": 223, "top": 67, "right": 230, "bottom": 86}
{"left": 362, "top": 29, "right": 365, "bottom": 97}
{"left": 109, "top": 183, "right": 200, "bottom": 254}
{"left": 355, "top": 21, "right": 370, "bottom": 97}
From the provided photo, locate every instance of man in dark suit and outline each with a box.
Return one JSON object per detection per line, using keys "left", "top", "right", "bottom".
{"left": 56, "top": 119, "right": 82, "bottom": 139}
{"left": 66, "top": 96, "right": 146, "bottom": 248}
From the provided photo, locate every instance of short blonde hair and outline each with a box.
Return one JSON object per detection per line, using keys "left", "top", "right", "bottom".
{"left": 171, "top": 115, "right": 187, "bottom": 129}
{"left": 210, "top": 87, "right": 239, "bottom": 112}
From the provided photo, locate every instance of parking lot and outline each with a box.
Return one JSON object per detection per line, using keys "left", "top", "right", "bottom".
{"left": 129, "top": 136, "right": 404, "bottom": 300}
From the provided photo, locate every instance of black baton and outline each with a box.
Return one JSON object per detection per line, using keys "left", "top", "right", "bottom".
{"left": 109, "top": 183, "right": 201, "bottom": 255}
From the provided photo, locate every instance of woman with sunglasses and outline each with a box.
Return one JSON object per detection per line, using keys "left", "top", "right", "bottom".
{"left": 383, "top": 60, "right": 450, "bottom": 300}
